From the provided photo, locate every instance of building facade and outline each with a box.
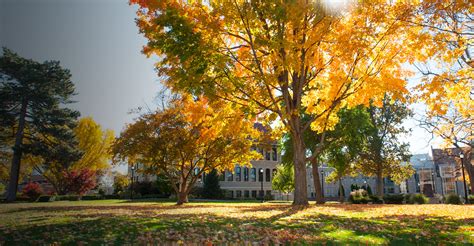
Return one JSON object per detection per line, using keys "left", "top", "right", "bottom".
{"left": 129, "top": 146, "right": 471, "bottom": 200}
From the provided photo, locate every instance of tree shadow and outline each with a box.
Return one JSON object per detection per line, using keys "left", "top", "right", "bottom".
{"left": 1, "top": 204, "right": 472, "bottom": 245}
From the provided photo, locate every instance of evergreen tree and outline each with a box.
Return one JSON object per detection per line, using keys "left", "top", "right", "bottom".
{"left": 201, "top": 169, "right": 223, "bottom": 199}
{"left": 0, "top": 48, "right": 80, "bottom": 201}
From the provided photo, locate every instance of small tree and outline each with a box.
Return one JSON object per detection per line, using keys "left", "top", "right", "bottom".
{"left": 272, "top": 164, "right": 294, "bottom": 201}
{"left": 22, "top": 182, "right": 42, "bottom": 201}
{"left": 113, "top": 95, "right": 259, "bottom": 205}
{"left": 63, "top": 169, "right": 97, "bottom": 196}
{"left": 201, "top": 169, "right": 223, "bottom": 199}
{"left": 113, "top": 173, "right": 130, "bottom": 195}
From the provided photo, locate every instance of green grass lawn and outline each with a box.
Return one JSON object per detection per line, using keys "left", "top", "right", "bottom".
{"left": 0, "top": 199, "right": 472, "bottom": 245}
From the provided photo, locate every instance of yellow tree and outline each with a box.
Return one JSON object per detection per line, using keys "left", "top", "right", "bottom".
{"left": 112, "top": 95, "right": 259, "bottom": 205}
{"left": 72, "top": 117, "right": 115, "bottom": 172}
{"left": 413, "top": 1, "right": 473, "bottom": 191}
{"left": 35, "top": 117, "right": 114, "bottom": 194}
{"left": 131, "top": 0, "right": 430, "bottom": 204}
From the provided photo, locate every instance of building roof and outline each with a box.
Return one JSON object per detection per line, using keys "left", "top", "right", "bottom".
{"left": 431, "top": 147, "right": 468, "bottom": 166}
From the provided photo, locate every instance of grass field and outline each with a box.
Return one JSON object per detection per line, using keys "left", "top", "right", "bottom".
{"left": 0, "top": 199, "right": 473, "bottom": 245}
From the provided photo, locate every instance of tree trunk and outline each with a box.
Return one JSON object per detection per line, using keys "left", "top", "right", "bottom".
{"left": 376, "top": 168, "right": 384, "bottom": 197}
{"left": 464, "top": 149, "right": 474, "bottom": 193}
{"left": 338, "top": 178, "right": 345, "bottom": 203}
{"left": 292, "top": 135, "right": 309, "bottom": 205}
{"left": 311, "top": 158, "right": 325, "bottom": 204}
{"left": 6, "top": 99, "right": 28, "bottom": 202}
{"left": 177, "top": 191, "right": 189, "bottom": 205}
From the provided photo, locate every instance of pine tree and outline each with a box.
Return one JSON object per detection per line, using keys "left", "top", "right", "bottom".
{"left": 0, "top": 48, "right": 80, "bottom": 201}
{"left": 201, "top": 169, "right": 223, "bottom": 199}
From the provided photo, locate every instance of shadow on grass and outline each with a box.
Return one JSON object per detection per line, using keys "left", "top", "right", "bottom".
{"left": 0, "top": 204, "right": 472, "bottom": 245}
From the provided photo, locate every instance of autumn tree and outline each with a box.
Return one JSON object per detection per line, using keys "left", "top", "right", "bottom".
{"left": 0, "top": 48, "right": 80, "bottom": 201}
{"left": 419, "top": 108, "right": 473, "bottom": 192}
{"left": 113, "top": 95, "right": 259, "bottom": 205}
{"left": 413, "top": 1, "right": 473, "bottom": 193}
{"left": 62, "top": 169, "right": 97, "bottom": 197}
{"left": 356, "top": 95, "right": 414, "bottom": 197}
{"left": 132, "top": 0, "right": 429, "bottom": 204}
{"left": 72, "top": 117, "right": 115, "bottom": 172}
{"left": 31, "top": 117, "right": 113, "bottom": 195}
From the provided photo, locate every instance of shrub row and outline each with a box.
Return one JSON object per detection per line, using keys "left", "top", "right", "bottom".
{"left": 35, "top": 194, "right": 122, "bottom": 202}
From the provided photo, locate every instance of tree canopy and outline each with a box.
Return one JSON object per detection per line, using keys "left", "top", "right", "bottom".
{"left": 131, "top": 0, "right": 439, "bottom": 204}
{"left": 113, "top": 95, "right": 260, "bottom": 204}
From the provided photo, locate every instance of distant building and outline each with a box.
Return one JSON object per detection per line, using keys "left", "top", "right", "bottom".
{"left": 129, "top": 139, "right": 471, "bottom": 200}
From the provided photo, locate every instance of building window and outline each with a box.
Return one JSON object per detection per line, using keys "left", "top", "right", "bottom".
{"left": 250, "top": 168, "right": 256, "bottom": 182}
{"left": 244, "top": 190, "right": 249, "bottom": 198}
{"left": 243, "top": 167, "right": 249, "bottom": 181}
{"left": 236, "top": 190, "right": 242, "bottom": 198}
{"left": 258, "top": 168, "right": 264, "bottom": 182}
{"left": 251, "top": 190, "right": 257, "bottom": 198}
{"left": 265, "top": 168, "right": 271, "bottom": 182}
{"left": 226, "top": 170, "right": 233, "bottom": 181}
{"left": 259, "top": 190, "right": 264, "bottom": 198}
{"left": 265, "top": 150, "right": 271, "bottom": 160}
{"left": 272, "top": 147, "right": 277, "bottom": 161}
{"left": 235, "top": 166, "right": 241, "bottom": 182}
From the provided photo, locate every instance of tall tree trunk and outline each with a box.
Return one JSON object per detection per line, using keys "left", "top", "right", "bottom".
{"left": 311, "top": 158, "right": 325, "bottom": 204}
{"left": 292, "top": 134, "right": 309, "bottom": 205}
{"left": 176, "top": 181, "right": 189, "bottom": 205}
{"left": 376, "top": 167, "right": 384, "bottom": 197}
{"left": 338, "top": 178, "right": 345, "bottom": 203}
{"left": 464, "top": 148, "right": 474, "bottom": 193}
{"left": 177, "top": 191, "right": 188, "bottom": 205}
{"left": 6, "top": 99, "right": 28, "bottom": 202}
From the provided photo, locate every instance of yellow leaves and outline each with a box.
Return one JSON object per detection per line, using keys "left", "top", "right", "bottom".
{"left": 72, "top": 117, "right": 114, "bottom": 171}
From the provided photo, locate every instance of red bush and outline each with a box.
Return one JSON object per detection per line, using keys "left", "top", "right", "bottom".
{"left": 63, "top": 169, "right": 97, "bottom": 196}
{"left": 22, "top": 182, "right": 43, "bottom": 201}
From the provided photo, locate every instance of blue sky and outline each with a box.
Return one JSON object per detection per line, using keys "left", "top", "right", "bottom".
{"left": 0, "top": 0, "right": 440, "bottom": 161}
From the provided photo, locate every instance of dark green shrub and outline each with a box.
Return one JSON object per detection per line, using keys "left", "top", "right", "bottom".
{"left": 37, "top": 195, "right": 55, "bottom": 202}
{"left": 104, "top": 194, "right": 121, "bottom": 199}
{"left": 141, "top": 194, "right": 170, "bottom": 199}
{"left": 405, "top": 194, "right": 414, "bottom": 204}
{"left": 468, "top": 195, "right": 474, "bottom": 204}
{"left": 369, "top": 195, "right": 383, "bottom": 204}
{"left": 55, "top": 195, "right": 80, "bottom": 201}
{"left": 366, "top": 186, "right": 373, "bottom": 196}
{"left": 445, "top": 193, "right": 462, "bottom": 204}
{"left": 263, "top": 194, "right": 274, "bottom": 201}
{"left": 410, "top": 194, "right": 429, "bottom": 204}
{"left": 383, "top": 194, "right": 404, "bottom": 204}
{"left": 81, "top": 195, "right": 103, "bottom": 200}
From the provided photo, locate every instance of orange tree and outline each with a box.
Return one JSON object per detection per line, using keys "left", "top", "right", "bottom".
{"left": 112, "top": 95, "right": 259, "bottom": 204}
{"left": 131, "top": 0, "right": 433, "bottom": 204}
